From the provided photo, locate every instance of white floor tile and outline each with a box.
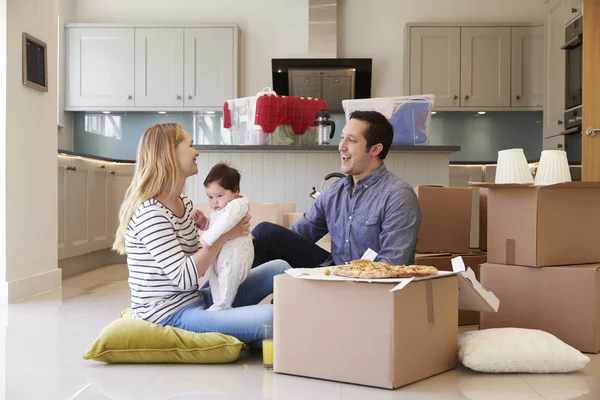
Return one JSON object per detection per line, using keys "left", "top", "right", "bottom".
{"left": 1, "top": 263, "right": 600, "bottom": 400}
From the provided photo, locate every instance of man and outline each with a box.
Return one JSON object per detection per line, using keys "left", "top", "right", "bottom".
{"left": 252, "top": 110, "right": 422, "bottom": 268}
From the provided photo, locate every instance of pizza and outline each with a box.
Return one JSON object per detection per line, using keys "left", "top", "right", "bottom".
{"left": 330, "top": 259, "right": 438, "bottom": 279}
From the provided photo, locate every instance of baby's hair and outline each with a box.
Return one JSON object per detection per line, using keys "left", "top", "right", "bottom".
{"left": 203, "top": 162, "right": 241, "bottom": 193}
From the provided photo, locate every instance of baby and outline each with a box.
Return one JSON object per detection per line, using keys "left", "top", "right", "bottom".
{"left": 191, "top": 162, "right": 254, "bottom": 311}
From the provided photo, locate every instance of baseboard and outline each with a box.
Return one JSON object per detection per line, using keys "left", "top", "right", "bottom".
{"left": 1, "top": 268, "right": 63, "bottom": 304}
{"left": 59, "top": 248, "right": 126, "bottom": 279}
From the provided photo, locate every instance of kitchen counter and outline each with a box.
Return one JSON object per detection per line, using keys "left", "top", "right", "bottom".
{"left": 193, "top": 144, "right": 461, "bottom": 153}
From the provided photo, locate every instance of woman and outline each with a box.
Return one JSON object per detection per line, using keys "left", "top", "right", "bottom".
{"left": 113, "top": 123, "right": 289, "bottom": 344}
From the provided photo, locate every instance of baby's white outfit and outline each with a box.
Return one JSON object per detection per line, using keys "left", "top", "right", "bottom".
{"left": 199, "top": 196, "right": 253, "bottom": 311}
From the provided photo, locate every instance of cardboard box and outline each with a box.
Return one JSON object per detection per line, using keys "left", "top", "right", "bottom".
{"left": 416, "top": 251, "right": 487, "bottom": 325}
{"left": 274, "top": 268, "right": 498, "bottom": 389}
{"left": 473, "top": 182, "right": 600, "bottom": 267}
{"left": 415, "top": 186, "right": 472, "bottom": 254}
{"left": 479, "top": 188, "right": 488, "bottom": 251}
{"left": 480, "top": 263, "right": 600, "bottom": 353}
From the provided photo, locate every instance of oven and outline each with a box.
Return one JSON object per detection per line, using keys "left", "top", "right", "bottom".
{"left": 562, "top": 15, "right": 583, "bottom": 111}
{"left": 561, "top": 14, "right": 583, "bottom": 166}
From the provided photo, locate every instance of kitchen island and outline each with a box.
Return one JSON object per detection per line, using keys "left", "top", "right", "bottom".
{"left": 189, "top": 144, "right": 460, "bottom": 213}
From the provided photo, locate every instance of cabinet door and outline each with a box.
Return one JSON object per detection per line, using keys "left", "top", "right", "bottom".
{"left": 409, "top": 27, "right": 461, "bottom": 107}
{"left": 58, "top": 158, "right": 70, "bottom": 260}
{"left": 134, "top": 28, "right": 184, "bottom": 107}
{"left": 184, "top": 27, "right": 235, "bottom": 107}
{"left": 544, "top": 0, "right": 568, "bottom": 140}
{"left": 66, "top": 159, "right": 91, "bottom": 257}
{"left": 511, "top": 26, "right": 544, "bottom": 108}
{"left": 88, "top": 165, "right": 110, "bottom": 252}
{"left": 66, "top": 28, "right": 134, "bottom": 107}
{"left": 461, "top": 27, "right": 511, "bottom": 107}
{"left": 107, "top": 165, "right": 135, "bottom": 246}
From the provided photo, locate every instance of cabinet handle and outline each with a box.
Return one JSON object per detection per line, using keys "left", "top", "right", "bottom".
{"left": 516, "top": 95, "right": 521, "bottom": 100}
{"left": 465, "top": 95, "right": 470, "bottom": 100}
{"left": 558, "top": 120, "right": 563, "bottom": 125}
{"left": 126, "top": 95, "right": 132, "bottom": 100}
{"left": 187, "top": 95, "right": 193, "bottom": 100}
{"left": 453, "top": 95, "right": 458, "bottom": 100}
{"left": 99, "top": 165, "right": 105, "bottom": 169}
{"left": 557, "top": 143, "right": 564, "bottom": 149}
{"left": 65, "top": 166, "right": 76, "bottom": 171}
{"left": 176, "top": 95, "right": 182, "bottom": 100}
{"left": 110, "top": 171, "right": 116, "bottom": 175}
{"left": 571, "top": 7, "right": 578, "bottom": 13}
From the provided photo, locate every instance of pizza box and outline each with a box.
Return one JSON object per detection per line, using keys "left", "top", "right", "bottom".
{"left": 274, "top": 258, "right": 499, "bottom": 389}
{"left": 284, "top": 258, "right": 499, "bottom": 312}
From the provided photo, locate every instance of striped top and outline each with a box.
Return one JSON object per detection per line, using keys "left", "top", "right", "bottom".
{"left": 125, "top": 195, "right": 202, "bottom": 323}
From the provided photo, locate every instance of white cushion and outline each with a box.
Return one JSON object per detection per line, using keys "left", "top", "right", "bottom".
{"left": 458, "top": 328, "right": 590, "bottom": 373}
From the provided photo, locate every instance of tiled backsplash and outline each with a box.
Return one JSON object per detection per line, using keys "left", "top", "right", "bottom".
{"left": 72, "top": 111, "right": 542, "bottom": 162}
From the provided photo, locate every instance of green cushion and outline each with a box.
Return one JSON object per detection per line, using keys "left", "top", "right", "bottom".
{"left": 83, "top": 309, "right": 243, "bottom": 363}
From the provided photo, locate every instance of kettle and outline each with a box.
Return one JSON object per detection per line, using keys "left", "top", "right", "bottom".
{"left": 316, "top": 109, "right": 336, "bottom": 145}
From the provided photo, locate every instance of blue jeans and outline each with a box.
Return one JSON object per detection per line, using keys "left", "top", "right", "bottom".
{"left": 159, "top": 259, "right": 290, "bottom": 345}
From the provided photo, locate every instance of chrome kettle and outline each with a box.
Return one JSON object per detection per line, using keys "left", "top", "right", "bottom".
{"left": 316, "top": 109, "right": 336, "bottom": 145}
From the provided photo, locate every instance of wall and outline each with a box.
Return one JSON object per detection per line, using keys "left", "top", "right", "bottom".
{"left": 71, "top": 0, "right": 309, "bottom": 98}
{"left": 0, "top": 0, "right": 61, "bottom": 303}
{"left": 338, "top": 0, "right": 545, "bottom": 97}
{"left": 58, "top": 0, "right": 75, "bottom": 150}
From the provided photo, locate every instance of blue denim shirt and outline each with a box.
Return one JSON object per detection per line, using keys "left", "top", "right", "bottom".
{"left": 292, "top": 164, "right": 422, "bottom": 266}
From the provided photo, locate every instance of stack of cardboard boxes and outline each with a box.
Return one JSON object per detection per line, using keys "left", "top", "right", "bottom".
{"left": 413, "top": 185, "right": 488, "bottom": 326}
{"left": 475, "top": 182, "right": 600, "bottom": 354}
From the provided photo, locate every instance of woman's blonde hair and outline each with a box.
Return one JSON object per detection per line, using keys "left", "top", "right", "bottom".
{"left": 112, "top": 123, "right": 188, "bottom": 254}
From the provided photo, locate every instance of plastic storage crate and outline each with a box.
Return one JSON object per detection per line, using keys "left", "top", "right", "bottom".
{"left": 342, "top": 95, "right": 435, "bottom": 145}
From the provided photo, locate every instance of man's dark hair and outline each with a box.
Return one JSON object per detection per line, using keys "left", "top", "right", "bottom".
{"left": 349, "top": 110, "right": 394, "bottom": 160}
{"left": 203, "top": 162, "right": 241, "bottom": 193}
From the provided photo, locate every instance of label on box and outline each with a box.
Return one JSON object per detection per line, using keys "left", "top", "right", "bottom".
{"left": 361, "top": 248, "right": 378, "bottom": 262}
{"left": 451, "top": 256, "right": 467, "bottom": 273}
{"left": 389, "top": 278, "right": 414, "bottom": 292}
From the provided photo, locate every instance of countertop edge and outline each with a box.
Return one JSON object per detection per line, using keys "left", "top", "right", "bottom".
{"left": 192, "top": 145, "right": 461, "bottom": 153}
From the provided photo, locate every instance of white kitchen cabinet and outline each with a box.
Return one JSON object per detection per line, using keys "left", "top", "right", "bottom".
{"left": 66, "top": 24, "right": 239, "bottom": 111}
{"left": 184, "top": 27, "right": 236, "bottom": 107}
{"left": 66, "top": 28, "right": 135, "bottom": 108}
{"left": 58, "top": 155, "right": 134, "bottom": 260}
{"left": 58, "top": 157, "right": 69, "bottom": 260}
{"left": 134, "top": 28, "right": 185, "bottom": 107}
{"left": 405, "top": 23, "right": 543, "bottom": 111}
{"left": 408, "top": 27, "right": 461, "bottom": 107}
{"left": 65, "top": 158, "right": 92, "bottom": 258}
{"left": 461, "top": 27, "right": 511, "bottom": 107}
{"left": 511, "top": 26, "right": 544, "bottom": 108}
{"left": 543, "top": 0, "right": 568, "bottom": 150}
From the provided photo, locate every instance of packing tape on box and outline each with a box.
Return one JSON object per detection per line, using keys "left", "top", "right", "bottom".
{"left": 506, "top": 239, "right": 516, "bottom": 265}
{"left": 425, "top": 280, "right": 435, "bottom": 324}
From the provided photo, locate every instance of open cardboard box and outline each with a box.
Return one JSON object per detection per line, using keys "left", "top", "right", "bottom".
{"left": 416, "top": 251, "right": 488, "bottom": 325}
{"left": 273, "top": 259, "right": 498, "bottom": 389}
{"left": 470, "top": 181, "right": 600, "bottom": 267}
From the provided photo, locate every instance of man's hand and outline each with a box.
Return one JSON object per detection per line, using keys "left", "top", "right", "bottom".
{"left": 191, "top": 209, "right": 206, "bottom": 230}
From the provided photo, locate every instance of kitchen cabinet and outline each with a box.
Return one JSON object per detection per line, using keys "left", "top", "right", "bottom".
{"left": 58, "top": 155, "right": 134, "bottom": 260}
{"left": 134, "top": 28, "right": 185, "bottom": 107}
{"left": 184, "top": 27, "right": 235, "bottom": 107}
{"left": 66, "top": 28, "right": 135, "bottom": 108}
{"left": 409, "top": 27, "right": 461, "bottom": 108}
{"left": 66, "top": 24, "right": 239, "bottom": 111}
{"left": 461, "top": 27, "right": 511, "bottom": 107}
{"left": 511, "top": 26, "right": 544, "bottom": 108}
{"left": 405, "top": 23, "right": 543, "bottom": 111}
{"left": 543, "top": 0, "right": 568, "bottom": 150}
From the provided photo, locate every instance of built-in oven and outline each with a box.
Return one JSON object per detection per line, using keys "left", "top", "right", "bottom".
{"left": 562, "top": 15, "right": 582, "bottom": 111}
{"left": 561, "top": 14, "right": 583, "bottom": 167}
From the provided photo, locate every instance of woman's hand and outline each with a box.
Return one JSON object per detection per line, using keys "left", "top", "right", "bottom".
{"left": 224, "top": 214, "right": 251, "bottom": 241}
